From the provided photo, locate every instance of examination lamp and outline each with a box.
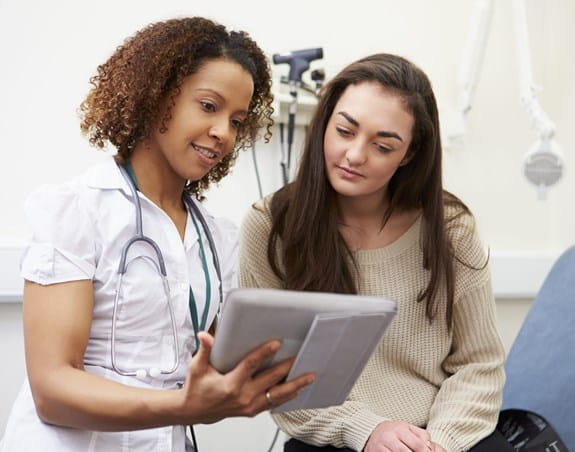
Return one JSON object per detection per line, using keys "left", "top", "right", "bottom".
{"left": 513, "top": 0, "right": 563, "bottom": 200}
{"left": 449, "top": 0, "right": 563, "bottom": 200}
{"left": 523, "top": 138, "right": 564, "bottom": 201}
{"left": 272, "top": 47, "right": 324, "bottom": 185}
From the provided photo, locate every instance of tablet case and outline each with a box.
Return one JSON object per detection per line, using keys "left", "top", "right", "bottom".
{"left": 209, "top": 288, "right": 397, "bottom": 412}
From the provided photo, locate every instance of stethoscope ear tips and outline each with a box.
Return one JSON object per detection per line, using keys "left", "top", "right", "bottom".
{"left": 136, "top": 369, "right": 147, "bottom": 380}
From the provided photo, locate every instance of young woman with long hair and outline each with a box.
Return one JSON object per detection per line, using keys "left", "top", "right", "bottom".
{"left": 238, "top": 53, "right": 507, "bottom": 452}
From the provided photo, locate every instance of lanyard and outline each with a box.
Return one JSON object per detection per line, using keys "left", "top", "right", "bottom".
{"left": 188, "top": 211, "right": 211, "bottom": 350}
{"left": 124, "top": 162, "right": 211, "bottom": 350}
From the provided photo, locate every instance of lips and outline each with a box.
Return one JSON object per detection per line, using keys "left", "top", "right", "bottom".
{"left": 192, "top": 143, "right": 218, "bottom": 161}
{"left": 337, "top": 165, "right": 364, "bottom": 178}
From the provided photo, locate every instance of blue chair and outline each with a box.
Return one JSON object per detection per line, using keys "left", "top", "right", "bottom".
{"left": 502, "top": 245, "right": 575, "bottom": 450}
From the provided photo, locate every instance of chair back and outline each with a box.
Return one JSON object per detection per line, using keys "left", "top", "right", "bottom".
{"left": 502, "top": 245, "right": 575, "bottom": 449}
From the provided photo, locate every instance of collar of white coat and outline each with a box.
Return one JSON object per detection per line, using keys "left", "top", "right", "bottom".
{"left": 85, "top": 156, "right": 140, "bottom": 193}
{"left": 84, "top": 156, "right": 217, "bottom": 244}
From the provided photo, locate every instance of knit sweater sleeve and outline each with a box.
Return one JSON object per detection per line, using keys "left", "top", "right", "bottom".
{"left": 272, "top": 401, "right": 389, "bottom": 451}
{"left": 237, "top": 199, "right": 283, "bottom": 290}
{"left": 426, "top": 213, "right": 506, "bottom": 451}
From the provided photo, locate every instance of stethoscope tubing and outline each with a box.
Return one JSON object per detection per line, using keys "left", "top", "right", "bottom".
{"left": 183, "top": 196, "right": 223, "bottom": 312}
{"left": 110, "top": 164, "right": 222, "bottom": 379}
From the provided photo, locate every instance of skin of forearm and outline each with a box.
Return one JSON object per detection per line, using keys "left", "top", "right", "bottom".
{"left": 32, "top": 366, "right": 186, "bottom": 431}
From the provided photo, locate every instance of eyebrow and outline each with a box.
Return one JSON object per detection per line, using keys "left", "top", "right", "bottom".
{"left": 337, "top": 111, "right": 403, "bottom": 142}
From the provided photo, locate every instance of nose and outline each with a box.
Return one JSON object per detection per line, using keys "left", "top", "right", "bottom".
{"left": 345, "top": 140, "right": 368, "bottom": 167}
{"left": 208, "top": 117, "right": 233, "bottom": 149}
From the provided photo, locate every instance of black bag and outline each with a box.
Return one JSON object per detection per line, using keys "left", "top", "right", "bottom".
{"left": 497, "top": 409, "right": 570, "bottom": 451}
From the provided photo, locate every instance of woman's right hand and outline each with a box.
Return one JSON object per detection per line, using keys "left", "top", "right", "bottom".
{"left": 176, "top": 331, "right": 315, "bottom": 425}
{"left": 364, "top": 421, "right": 432, "bottom": 452}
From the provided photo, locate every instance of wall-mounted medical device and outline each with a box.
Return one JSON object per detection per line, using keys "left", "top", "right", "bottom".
{"left": 447, "top": 0, "right": 563, "bottom": 200}
{"left": 272, "top": 47, "right": 324, "bottom": 185}
{"left": 512, "top": 0, "right": 563, "bottom": 200}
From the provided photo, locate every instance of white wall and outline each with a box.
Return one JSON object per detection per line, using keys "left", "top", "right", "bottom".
{"left": 1, "top": 0, "right": 574, "bottom": 247}
{"left": 1, "top": 0, "right": 574, "bottom": 449}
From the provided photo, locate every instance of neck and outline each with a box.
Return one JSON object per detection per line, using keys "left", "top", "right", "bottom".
{"left": 336, "top": 193, "right": 390, "bottom": 231}
{"left": 128, "top": 145, "right": 187, "bottom": 211}
{"left": 336, "top": 193, "right": 421, "bottom": 251}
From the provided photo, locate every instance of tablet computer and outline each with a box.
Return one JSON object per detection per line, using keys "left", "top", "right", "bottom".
{"left": 209, "top": 287, "right": 397, "bottom": 374}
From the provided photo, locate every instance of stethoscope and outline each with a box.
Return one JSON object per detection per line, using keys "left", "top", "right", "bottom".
{"left": 111, "top": 162, "right": 222, "bottom": 380}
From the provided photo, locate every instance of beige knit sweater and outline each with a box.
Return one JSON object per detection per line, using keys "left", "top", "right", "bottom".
{"left": 238, "top": 198, "right": 505, "bottom": 452}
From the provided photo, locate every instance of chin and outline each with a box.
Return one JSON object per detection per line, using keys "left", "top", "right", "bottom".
{"left": 183, "top": 166, "right": 211, "bottom": 182}
{"left": 329, "top": 180, "right": 358, "bottom": 197}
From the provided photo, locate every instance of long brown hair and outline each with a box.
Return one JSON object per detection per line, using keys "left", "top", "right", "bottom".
{"left": 267, "top": 53, "right": 471, "bottom": 327}
{"left": 79, "top": 17, "right": 274, "bottom": 199}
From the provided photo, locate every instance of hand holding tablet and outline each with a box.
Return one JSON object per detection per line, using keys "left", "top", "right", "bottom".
{"left": 210, "top": 288, "right": 397, "bottom": 412}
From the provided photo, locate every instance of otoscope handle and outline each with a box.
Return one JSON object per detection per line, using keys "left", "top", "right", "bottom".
{"left": 272, "top": 48, "right": 323, "bottom": 82}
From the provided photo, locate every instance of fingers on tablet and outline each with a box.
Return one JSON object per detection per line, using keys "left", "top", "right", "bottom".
{"left": 264, "top": 373, "right": 316, "bottom": 408}
{"left": 231, "top": 339, "right": 282, "bottom": 380}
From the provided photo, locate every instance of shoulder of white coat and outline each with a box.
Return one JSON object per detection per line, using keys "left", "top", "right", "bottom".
{"left": 25, "top": 157, "right": 119, "bottom": 204}
{"left": 189, "top": 198, "right": 239, "bottom": 254}
{"left": 22, "top": 169, "right": 98, "bottom": 278}
{"left": 212, "top": 215, "right": 239, "bottom": 253}
{"left": 24, "top": 168, "right": 95, "bottom": 221}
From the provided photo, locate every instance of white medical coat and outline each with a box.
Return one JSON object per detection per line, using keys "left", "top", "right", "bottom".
{"left": 0, "top": 157, "right": 238, "bottom": 451}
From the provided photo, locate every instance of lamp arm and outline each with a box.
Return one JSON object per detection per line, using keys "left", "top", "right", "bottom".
{"left": 457, "top": 0, "right": 494, "bottom": 116}
{"left": 512, "top": 0, "right": 556, "bottom": 139}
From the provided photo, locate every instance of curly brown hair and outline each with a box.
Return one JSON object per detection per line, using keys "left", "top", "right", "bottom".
{"left": 79, "top": 17, "right": 274, "bottom": 198}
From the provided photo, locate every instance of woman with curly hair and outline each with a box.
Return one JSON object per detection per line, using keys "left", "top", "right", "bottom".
{"left": 0, "top": 17, "right": 313, "bottom": 452}
{"left": 238, "top": 53, "right": 508, "bottom": 452}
